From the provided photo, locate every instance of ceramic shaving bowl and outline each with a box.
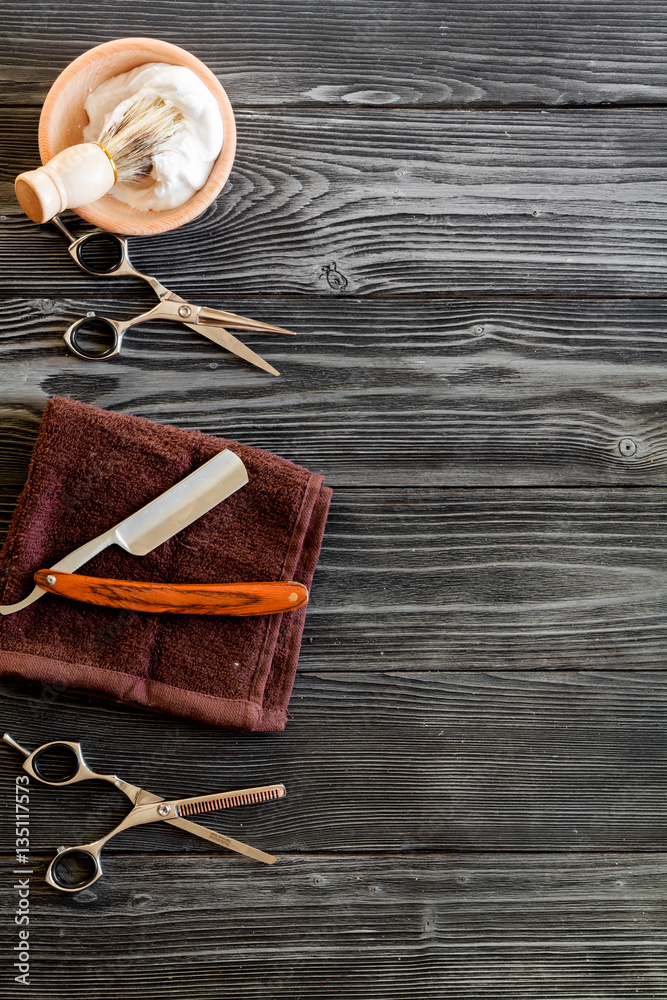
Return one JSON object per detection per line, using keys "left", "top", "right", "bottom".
{"left": 37, "top": 37, "right": 236, "bottom": 235}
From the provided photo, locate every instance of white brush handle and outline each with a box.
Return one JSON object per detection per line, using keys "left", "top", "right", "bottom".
{"left": 15, "top": 144, "right": 116, "bottom": 223}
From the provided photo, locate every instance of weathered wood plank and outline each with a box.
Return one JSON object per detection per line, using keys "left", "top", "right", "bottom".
{"left": 2, "top": 2, "right": 665, "bottom": 994}
{"left": 2, "top": 667, "right": 666, "bottom": 852}
{"left": 303, "top": 487, "right": 667, "bottom": 669}
{"left": 1, "top": 298, "right": 666, "bottom": 485}
{"left": 3, "top": 1, "right": 667, "bottom": 108}
{"left": 4, "top": 108, "right": 667, "bottom": 297}
{"left": 2, "top": 484, "right": 666, "bottom": 666}
{"left": 0, "top": 853, "right": 664, "bottom": 999}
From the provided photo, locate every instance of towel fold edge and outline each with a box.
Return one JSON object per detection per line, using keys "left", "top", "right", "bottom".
{"left": 0, "top": 649, "right": 287, "bottom": 732}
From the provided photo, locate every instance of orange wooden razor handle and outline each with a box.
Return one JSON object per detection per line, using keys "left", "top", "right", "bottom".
{"left": 34, "top": 571, "right": 309, "bottom": 616}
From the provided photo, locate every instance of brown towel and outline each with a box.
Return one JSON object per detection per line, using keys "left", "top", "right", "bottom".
{"left": 0, "top": 397, "right": 331, "bottom": 731}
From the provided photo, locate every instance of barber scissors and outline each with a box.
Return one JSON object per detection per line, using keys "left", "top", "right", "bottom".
{"left": 4, "top": 732, "right": 286, "bottom": 893}
{"left": 50, "top": 216, "right": 294, "bottom": 375}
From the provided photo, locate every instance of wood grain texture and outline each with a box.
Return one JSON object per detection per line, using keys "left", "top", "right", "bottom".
{"left": 1, "top": 668, "right": 666, "bottom": 852}
{"left": 5, "top": 108, "right": 667, "bottom": 296}
{"left": 302, "top": 487, "right": 667, "bottom": 670}
{"left": 0, "top": 298, "right": 666, "bottom": 485}
{"left": 0, "top": 853, "right": 664, "bottom": 998}
{"left": 3, "top": 1, "right": 667, "bottom": 109}
{"left": 1, "top": 2, "right": 667, "bottom": 994}
{"left": 3, "top": 485, "right": 666, "bottom": 669}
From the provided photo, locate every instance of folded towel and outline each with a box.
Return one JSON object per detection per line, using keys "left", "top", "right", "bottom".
{"left": 0, "top": 397, "right": 331, "bottom": 731}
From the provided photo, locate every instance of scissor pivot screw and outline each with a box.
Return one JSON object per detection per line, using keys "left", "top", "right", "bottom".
{"left": 157, "top": 804, "right": 171, "bottom": 817}
{"left": 178, "top": 305, "right": 192, "bottom": 318}
{"left": 46, "top": 574, "right": 56, "bottom": 586}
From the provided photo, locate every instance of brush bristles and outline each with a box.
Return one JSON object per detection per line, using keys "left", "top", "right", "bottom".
{"left": 97, "top": 96, "right": 185, "bottom": 182}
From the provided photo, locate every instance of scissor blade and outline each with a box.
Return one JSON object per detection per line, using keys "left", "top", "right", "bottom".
{"left": 135, "top": 788, "right": 276, "bottom": 864}
{"left": 197, "top": 306, "right": 296, "bottom": 337}
{"left": 167, "top": 817, "right": 277, "bottom": 864}
{"left": 174, "top": 783, "right": 286, "bottom": 818}
{"left": 186, "top": 321, "right": 280, "bottom": 376}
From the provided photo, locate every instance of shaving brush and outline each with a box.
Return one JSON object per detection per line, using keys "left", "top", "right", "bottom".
{"left": 15, "top": 97, "right": 185, "bottom": 224}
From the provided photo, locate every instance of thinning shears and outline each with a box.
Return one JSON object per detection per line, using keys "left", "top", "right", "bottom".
{"left": 4, "top": 732, "right": 285, "bottom": 893}
{"left": 51, "top": 216, "right": 294, "bottom": 375}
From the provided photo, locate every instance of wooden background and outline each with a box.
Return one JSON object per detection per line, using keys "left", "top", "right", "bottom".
{"left": 1, "top": 3, "right": 666, "bottom": 997}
